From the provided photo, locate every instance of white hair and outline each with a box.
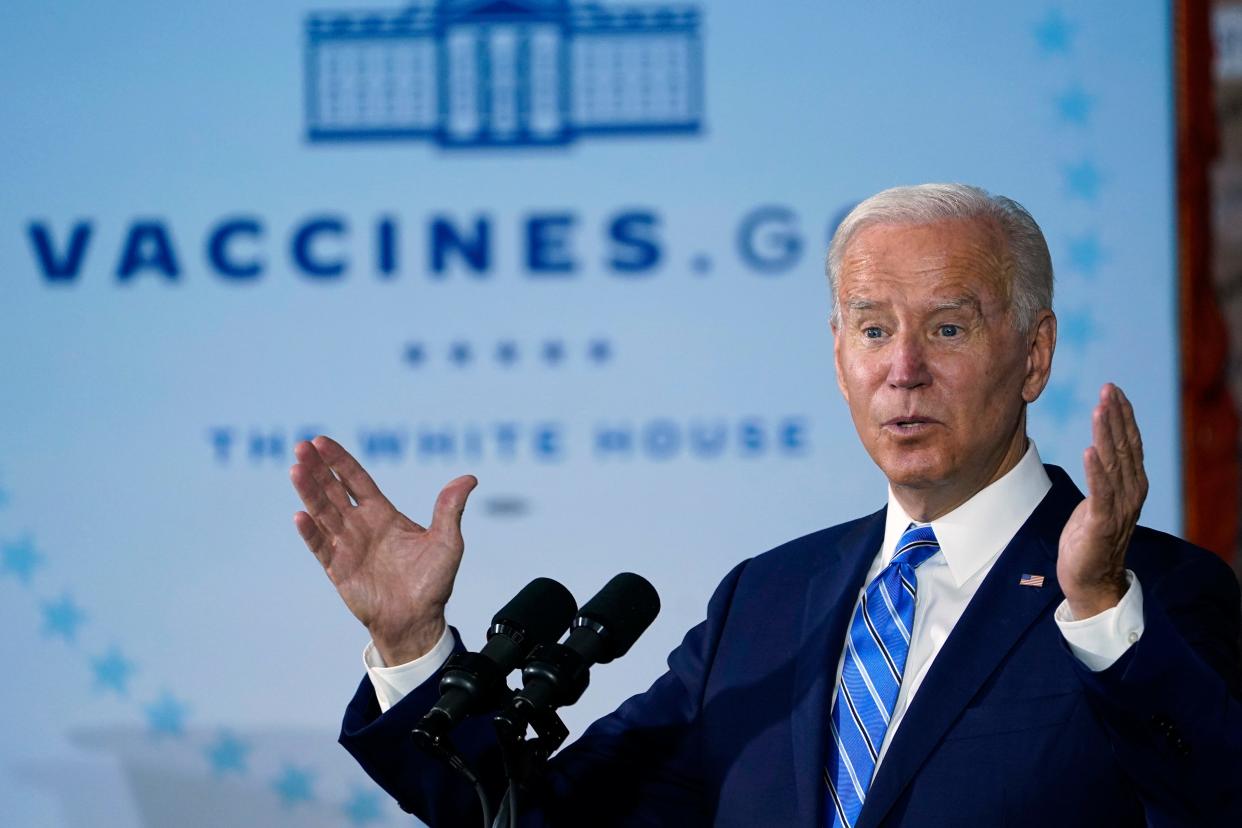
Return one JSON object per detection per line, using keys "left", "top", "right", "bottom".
{"left": 825, "top": 183, "right": 1054, "bottom": 332}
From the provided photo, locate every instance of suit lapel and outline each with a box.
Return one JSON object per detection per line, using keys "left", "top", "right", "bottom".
{"left": 855, "top": 468, "right": 1082, "bottom": 828}
{"left": 790, "top": 508, "right": 886, "bottom": 825}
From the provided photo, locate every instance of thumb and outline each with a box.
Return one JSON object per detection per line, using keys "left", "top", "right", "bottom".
{"left": 430, "top": 474, "right": 479, "bottom": 542}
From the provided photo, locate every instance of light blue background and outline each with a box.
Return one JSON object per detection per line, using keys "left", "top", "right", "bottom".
{"left": 0, "top": 2, "right": 1175, "bottom": 825}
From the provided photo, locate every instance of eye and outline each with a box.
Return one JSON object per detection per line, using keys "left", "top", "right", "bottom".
{"left": 863, "top": 326, "right": 883, "bottom": 339}
{"left": 938, "top": 324, "right": 961, "bottom": 338}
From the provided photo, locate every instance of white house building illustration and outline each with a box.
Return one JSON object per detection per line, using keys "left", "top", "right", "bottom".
{"left": 304, "top": 0, "right": 704, "bottom": 148}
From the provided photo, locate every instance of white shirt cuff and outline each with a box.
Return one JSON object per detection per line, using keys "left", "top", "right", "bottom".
{"left": 362, "top": 624, "right": 455, "bottom": 713}
{"left": 1055, "top": 570, "right": 1144, "bottom": 672}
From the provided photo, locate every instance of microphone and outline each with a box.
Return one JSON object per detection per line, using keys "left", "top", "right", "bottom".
{"left": 414, "top": 577, "right": 577, "bottom": 747}
{"left": 494, "top": 572, "right": 660, "bottom": 741}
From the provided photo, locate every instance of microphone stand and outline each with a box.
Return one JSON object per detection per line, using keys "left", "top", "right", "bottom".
{"left": 413, "top": 647, "right": 525, "bottom": 828}
{"left": 412, "top": 662, "right": 571, "bottom": 828}
{"left": 407, "top": 577, "right": 581, "bottom": 827}
{"left": 494, "top": 704, "right": 571, "bottom": 828}
{"left": 411, "top": 725, "right": 497, "bottom": 828}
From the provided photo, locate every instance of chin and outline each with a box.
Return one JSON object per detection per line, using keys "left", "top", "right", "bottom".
{"left": 884, "top": 472, "right": 948, "bottom": 490}
{"left": 874, "top": 453, "right": 951, "bottom": 490}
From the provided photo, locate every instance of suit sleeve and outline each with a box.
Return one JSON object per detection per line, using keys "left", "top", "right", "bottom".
{"left": 1067, "top": 548, "right": 1242, "bottom": 826}
{"left": 338, "top": 559, "right": 750, "bottom": 827}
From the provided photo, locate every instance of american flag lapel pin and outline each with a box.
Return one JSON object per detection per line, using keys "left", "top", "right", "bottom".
{"left": 1019, "top": 573, "right": 1046, "bottom": 588}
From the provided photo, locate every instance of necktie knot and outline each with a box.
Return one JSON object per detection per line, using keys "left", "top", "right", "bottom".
{"left": 891, "top": 524, "right": 940, "bottom": 570}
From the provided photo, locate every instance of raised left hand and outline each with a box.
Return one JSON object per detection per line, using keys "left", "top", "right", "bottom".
{"left": 1057, "top": 383, "right": 1149, "bottom": 619}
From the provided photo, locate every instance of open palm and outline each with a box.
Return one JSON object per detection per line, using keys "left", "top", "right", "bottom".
{"left": 290, "top": 435, "right": 477, "bottom": 665}
{"left": 1056, "top": 384, "right": 1147, "bottom": 618}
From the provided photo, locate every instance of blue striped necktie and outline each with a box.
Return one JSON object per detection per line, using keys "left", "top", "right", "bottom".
{"left": 823, "top": 524, "right": 940, "bottom": 828}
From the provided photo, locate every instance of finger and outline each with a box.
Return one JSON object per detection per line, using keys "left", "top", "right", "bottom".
{"left": 313, "top": 435, "right": 387, "bottom": 505}
{"left": 1083, "top": 446, "right": 1116, "bottom": 510}
{"left": 1103, "top": 384, "right": 1145, "bottom": 509}
{"left": 429, "top": 475, "right": 479, "bottom": 542}
{"left": 1099, "top": 384, "right": 1136, "bottom": 489}
{"left": 290, "top": 462, "right": 346, "bottom": 534}
{"left": 293, "top": 511, "right": 333, "bottom": 566}
{"left": 1113, "top": 386, "right": 1145, "bottom": 467}
{"left": 1090, "top": 387, "right": 1119, "bottom": 476}
{"left": 295, "top": 440, "right": 353, "bottom": 512}
{"left": 1113, "top": 386, "right": 1149, "bottom": 503}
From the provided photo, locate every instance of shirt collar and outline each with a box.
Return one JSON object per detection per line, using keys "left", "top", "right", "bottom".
{"left": 881, "top": 441, "right": 1052, "bottom": 587}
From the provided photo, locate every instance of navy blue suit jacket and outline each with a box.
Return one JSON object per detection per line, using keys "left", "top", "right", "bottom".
{"left": 340, "top": 466, "right": 1242, "bottom": 826}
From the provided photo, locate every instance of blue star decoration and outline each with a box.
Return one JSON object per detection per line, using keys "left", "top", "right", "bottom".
{"left": 1055, "top": 85, "right": 1094, "bottom": 126}
{"left": 272, "top": 765, "right": 315, "bottom": 807}
{"left": 1058, "top": 308, "right": 1097, "bottom": 349}
{"left": 42, "top": 593, "right": 86, "bottom": 643}
{"left": 495, "top": 341, "right": 519, "bottom": 366}
{"left": 144, "top": 691, "right": 189, "bottom": 738}
{"left": 205, "top": 730, "right": 250, "bottom": 776}
{"left": 403, "top": 342, "right": 425, "bottom": 367}
{"left": 2, "top": 535, "right": 44, "bottom": 584}
{"left": 1066, "top": 232, "right": 1105, "bottom": 276}
{"left": 448, "top": 341, "right": 473, "bottom": 367}
{"left": 542, "top": 340, "right": 565, "bottom": 366}
{"left": 92, "top": 646, "right": 136, "bottom": 695}
{"left": 1038, "top": 381, "right": 1079, "bottom": 426}
{"left": 1063, "top": 160, "right": 1102, "bottom": 201}
{"left": 1034, "top": 9, "right": 1074, "bottom": 56}
{"left": 342, "top": 788, "right": 384, "bottom": 825}
{"left": 587, "top": 339, "right": 613, "bottom": 364}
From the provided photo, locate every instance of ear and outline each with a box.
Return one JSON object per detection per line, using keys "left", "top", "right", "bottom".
{"left": 831, "top": 315, "right": 850, "bottom": 400}
{"left": 1021, "top": 310, "right": 1056, "bottom": 403}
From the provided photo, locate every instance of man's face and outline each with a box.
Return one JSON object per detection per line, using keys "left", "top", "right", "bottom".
{"left": 832, "top": 218, "right": 1052, "bottom": 517}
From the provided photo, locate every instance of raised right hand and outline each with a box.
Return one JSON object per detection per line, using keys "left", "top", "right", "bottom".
{"left": 290, "top": 435, "right": 478, "bottom": 666}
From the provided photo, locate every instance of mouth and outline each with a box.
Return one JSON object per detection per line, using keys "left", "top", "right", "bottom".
{"left": 881, "top": 416, "right": 941, "bottom": 434}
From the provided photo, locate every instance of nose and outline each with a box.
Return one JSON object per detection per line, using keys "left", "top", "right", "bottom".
{"left": 887, "top": 330, "right": 932, "bottom": 389}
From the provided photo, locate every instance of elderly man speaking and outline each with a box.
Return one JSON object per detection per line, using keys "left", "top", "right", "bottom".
{"left": 290, "top": 184, "right": 1242, "bottom": 826}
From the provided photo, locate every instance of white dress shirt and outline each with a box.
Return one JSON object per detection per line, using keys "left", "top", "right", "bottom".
{"left": 364, "top": 442, "right": 1146, "bottom": 747}
{"left": 850, "top": 441, "right": 1143, "bottom": 767}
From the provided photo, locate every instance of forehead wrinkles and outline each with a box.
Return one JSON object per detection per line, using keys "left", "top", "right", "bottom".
{"left": 839, "top": 219, "right": 1015, "bottom": 309}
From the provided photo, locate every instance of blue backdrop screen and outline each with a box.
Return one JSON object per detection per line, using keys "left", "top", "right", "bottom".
{"left": 0, "top": 2, "right": 1176, "bottom": 825}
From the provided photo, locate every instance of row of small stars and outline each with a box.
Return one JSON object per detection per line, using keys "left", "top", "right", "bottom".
{"left": 1042, "top": 18, "right": 1106, "bottom": 332}
{"left": 1033, "top": 7, "right": 1098, "bottom": 426}
{"left": 405, "top": 338, "right": 614, "bottom": 368}
{"left": 1036, "top": 9, "right": 1108, "bottom": 279}
{"left": 204, "top": 731, "right": 381, "bottom": 819}
{"left": 0, "top": 533, "right": 389, "bottom": 824}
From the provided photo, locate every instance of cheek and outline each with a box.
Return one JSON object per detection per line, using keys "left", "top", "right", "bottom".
{"left": 954, "top": 358, "right": 1027, "bottom": 425}
{"left": 920, "top": 363, "right": 1005, "bottom": 430}
{"left": 837, "top": 355, "right": 875, "bottom": 392}
{"left": 852, "top": 369, "right": 890, "bottom": 408}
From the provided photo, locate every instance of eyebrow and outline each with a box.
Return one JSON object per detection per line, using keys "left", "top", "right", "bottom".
{"left": 930, "top": 297, "right": 982, "bottom": 313}
{"left": 843, "top": 296, "right": 982, "bottom": 313}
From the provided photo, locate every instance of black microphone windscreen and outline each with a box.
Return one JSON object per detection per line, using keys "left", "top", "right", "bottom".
{"left": 491, "top": 577, "right": 578, "bottom": 646}
{"left": 578, "top": 572, "right": 661, "bottom": 661}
